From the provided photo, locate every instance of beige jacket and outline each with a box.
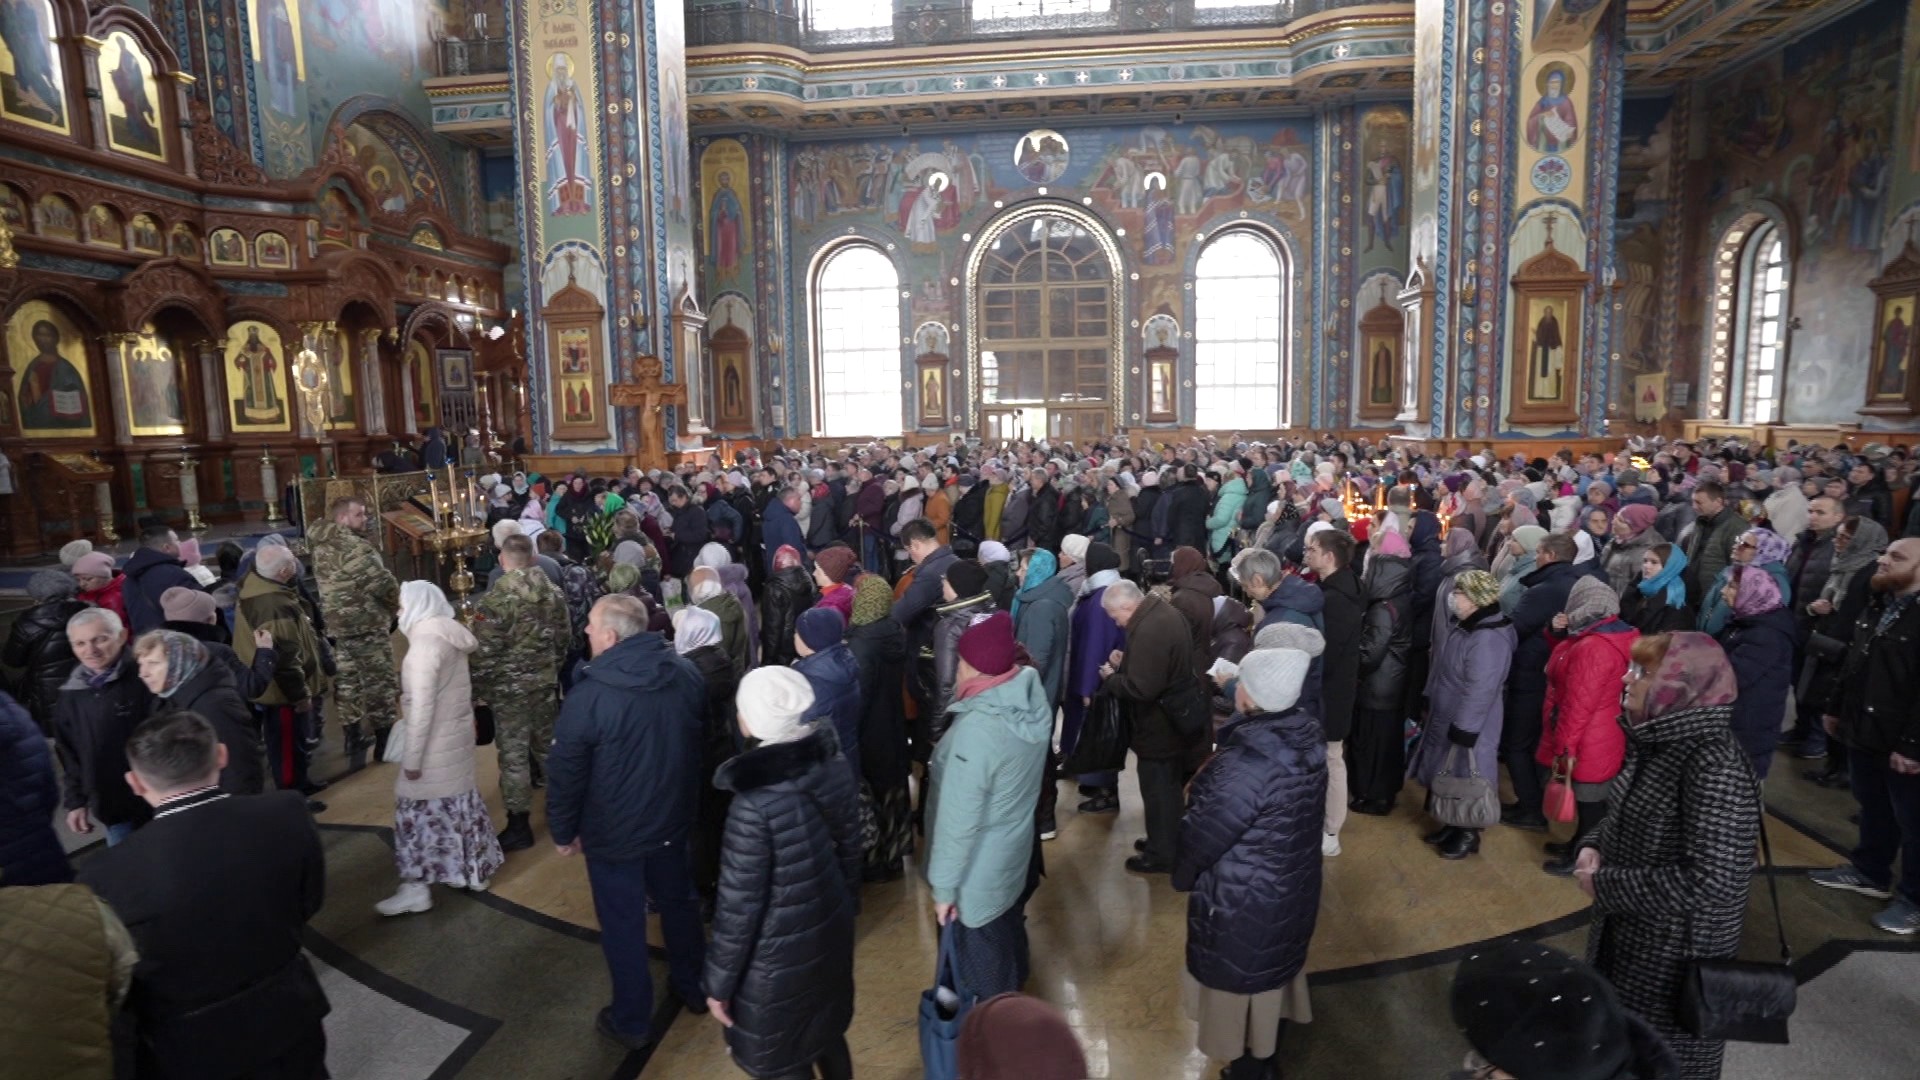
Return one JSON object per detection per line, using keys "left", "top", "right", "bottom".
{"left": 394, "top": 616, "right": 480, "bottom": 802}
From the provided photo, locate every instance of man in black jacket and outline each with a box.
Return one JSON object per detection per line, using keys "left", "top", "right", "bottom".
{"left": 121, "top": 527, "right": 206, "bottom": 635}
{"left": 54, "top": 608, "right": 154, "bottom": 846}
{"left": 79, "top": 711, "right": 328, "bottom": 1080}
{"left": 1027, "top": 468, "right": 1062, "bottom": 554}
{"left": 1163, "top": 465, "right": 1211, "bottom": 554}
{"left": 1100, "top": 579, "right": 1194, "bottom": 874}
{"left": 1307, "top": 529, "right": 1363, "bottom": 856}
{"left": 1500, "top": 533, "right": 1582, "bottom": 830}
{"left": 1809, "top": 538, "right": 1920, "bottom": 935}
{"left": 548, "top": 594, "right": 710, "bottom": 1049}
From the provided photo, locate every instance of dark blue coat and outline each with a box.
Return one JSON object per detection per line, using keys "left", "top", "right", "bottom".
{"left": 1174, "top": 705, "right": 1327, "bottom": 994}
{"left": 1509, "top": 560, "right": 1582, "bottom": 693}
{"left": 1717, "top": 605, "right": 1797, "bottom": 774}
{"left": 545, "top": 632, "right": 707, "bottom": 862}
{"left": 1258, "top": 576, "right": 1325, "bottom": 723}
{"left": 760, "top": 499, "right": 808, "bottom": 575}
{"left": 795, "top": 642, "right": 864, "bottom": 783}
{"left": 0, "top": 691, "right": 71, "bottom": 886}
{"left": 123, "top": 547, "right": 206, "bottom": 635}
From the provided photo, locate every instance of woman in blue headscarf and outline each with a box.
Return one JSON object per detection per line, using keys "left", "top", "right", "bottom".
{"left": 1012, "top": 549, "right": 1072, "bottom": 708}
{"left": 1620, "top": 543, "right": 1694, "bottom": 636}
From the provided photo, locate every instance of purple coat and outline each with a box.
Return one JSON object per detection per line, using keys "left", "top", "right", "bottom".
{"left": 1410, "top": 605, "right": 1514, "bottom": 789}
{"left": 1062, "top": 581, "right": 1128, "bottom": 757}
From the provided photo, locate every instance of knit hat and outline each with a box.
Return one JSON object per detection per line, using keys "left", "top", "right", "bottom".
{"left": 1059, "top": 534, "right": 1089, "bottom": 564}
{"left": 814, "top": 544, "right": 859, "bottom": 584}
{"left": 946, "top": 559, "right": 990, "bottom": 599}
{"left": 1237, "top": 648, "right": 1309, "bottom": 713}
{"left": 1510, "top": 525, "right": 1549, "bottom": 555}
{"left": 1452, "top": 942, "right": 1677, "bottom": 1080}
{"left": 73, "top": 552, "right": 116, "bottom": 579}
{"left": 28, "top": 570, "right": 78, "bottom": 603}
{"left": 1564, "top": 575, "right": 1618, "bottom": 631}
{"left": 58, "top": 539, "right": 93, "bottom": 568}
{"left": 977, "top": 540, "right": 1012, "bottom": 564}
{"left": 851, "top": 573, "right": 893, "bottom": 626}
{"left": 955, "top": 993, "right": 1089, "bottom": 1080}
{"left": 1083, "top": 542, "right": 1120, "bottom": 577}
{"left": 1510, "top": 488, "right": 1540, "bottom": 510}
{"left": 1318, "top": 498, "right": 1346, "bottom": 520}
{"left": 1252, "top": 622, "right": 1325, "bottom": 656}
{"left": 1615, "top": 503, "right": 1657, "bottom": 538}
{"left": 608, "top": 564, "right": 642, "bottom": 593}
{"left": 1452, "top": 569, "right": 1501, "bottom": 611}
{"left": 1615, "top": 468, "right": 1643, "bottom": 486}
{"left": 491, "top": 519, "right": 524, "bottom": 549}
{"left": 796, "top": 606, "right": 846, "bottom": 651}
{"left": 957, "top": 611, "right": 1017, "bottom": 676}
{"left": 735, "top": 667, "right": 816, "bottom": 746}
{"left": 160, "top": 586, "right": 218, "bottom": 625}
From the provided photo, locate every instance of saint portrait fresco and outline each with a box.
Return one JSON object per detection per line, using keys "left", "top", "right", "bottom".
{"left": 0, "top": 0, "right": 69, "bottom": 132}
{"left": 225, "top": 321, "right": 289, "bottom": 430}
{"left": 9, "top": 301, "right": 94, "bottom": 436}
{"left": 124, "top": 330, "right": 187, "bottom": 437}
{"left": 1528, "top": 301, "right": 1565, "bottom": 402}
{"left": 129, "top": 213, "right": 163, "bottom": 254}
{"left": 98, "top": 31, "right": 163, "bottom": 160}
{"left": 210, "top": 228, "right": 249, "bottom": 266}
{"left": 406, "top": 340, "right": 436, "bottom": 427}
{"left": 256, "top": 231, "right": 292, "bottom": 269}
{"left": 1526, "top": 63, "right": 1580, "bottom": 154}
{"left": 1877, "top": 298, "right": 1911, "bottom": 398}
{"left": 544, "top": 54, "right": 592, "bottom": 217}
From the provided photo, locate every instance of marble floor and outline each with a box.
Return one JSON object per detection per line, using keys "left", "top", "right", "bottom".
{"left": 278, "top": 733, "right": 1918, "bottom": 1080}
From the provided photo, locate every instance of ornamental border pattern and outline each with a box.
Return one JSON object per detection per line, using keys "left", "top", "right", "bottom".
{"left": 1653, "top": 88, "right": 1689, "bottom": 382}
{"left": 1426, "top": 0, "right": 1458, "bottom": 438}
{"left": 1580, "top": 2, "right": 1626, "bottom": 435}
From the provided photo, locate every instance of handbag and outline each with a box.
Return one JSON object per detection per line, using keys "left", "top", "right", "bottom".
{"left": 1429, "top": 744, "right": 1500, "bottom": 828}
{"left": 1158, "top": 676, "right": 1211, "bottom": 739}
{"left": 1064, "top": 692, "right": 1130, "bottom": 775}
{"left": 918, "top": 922, "right": 976, "bottom": 1080}
{"left": 1678, "top": 798, "right": 1796, "bottom": 1043}
{"left": 473, "top": 703, "right": 496, "bottom": 747}
{"left": 1543, "top": 752, "right": 1578, "bottom": 823}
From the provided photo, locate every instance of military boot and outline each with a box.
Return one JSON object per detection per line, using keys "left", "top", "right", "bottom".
{"left": 498, "top": 812, "right": 534, "bottom": 852}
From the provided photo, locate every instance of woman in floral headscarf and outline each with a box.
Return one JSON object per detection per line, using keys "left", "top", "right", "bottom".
{"left": 1579, "top": 633, "right": 1758, "bottom": 1080}
{"left": 1714, "top": 564, "right": 1796, "bottom": 778}
{"left": 133, "top": 629, "right": 265, "bottom": 795}
{"left": 1697, "top": 526, "right": 1792, "bottom": 636}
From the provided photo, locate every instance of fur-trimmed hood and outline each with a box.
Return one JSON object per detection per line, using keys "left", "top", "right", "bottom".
{"left": 713, "top": 725, "right": 844, "bottom": 794}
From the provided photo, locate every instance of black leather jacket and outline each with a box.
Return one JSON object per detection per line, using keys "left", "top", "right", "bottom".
{"left": 1356, "top": 555, "right": 1414, "bottom": 712}
{"left": 922, "top": 592, "right": 996, "bottom": 745}
{"left": 3, "top": 599, "right": 87, "bottom": 729}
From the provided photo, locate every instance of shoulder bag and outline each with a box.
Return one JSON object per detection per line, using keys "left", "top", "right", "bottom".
{"left": 1429, "top": 744, "right": 1500, "bottom": 828}
{"left": 918, "top": 922, "right": 976, "bottom": 1080}
{"left": 1677, "top": 792, "right": 1796, "bottom": 1043}
{"left": 1543, "top": 749, "right": 1578, "bottom": 823}
{"left": 1158, "top": 674, "right": 1211, "bottom": 739}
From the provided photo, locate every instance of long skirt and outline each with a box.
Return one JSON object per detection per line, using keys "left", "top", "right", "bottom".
{"left": 1183, "top": 970, "right": 1312, "bottom": 1060}
{"left": 394, "top": 789, "right": 504, "bottom": 888}
{"left": 1345, "top": 706, "right": 1407, "bottom": 804}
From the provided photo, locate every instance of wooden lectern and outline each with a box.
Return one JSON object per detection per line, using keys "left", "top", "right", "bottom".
{"left": 608, "top": 355, "right": 687, "bottom": 470}
{"left": 42, "top": 452, "right": 116, "bottom": 543}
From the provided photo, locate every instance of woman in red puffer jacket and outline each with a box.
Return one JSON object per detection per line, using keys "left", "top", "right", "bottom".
{"left": 1537, "top": 575, "right": 1638, "bottom": 878}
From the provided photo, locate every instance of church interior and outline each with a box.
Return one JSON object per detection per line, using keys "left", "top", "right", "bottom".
{"left": 3, "top": 0, "right": 1920, "bottom": 1075}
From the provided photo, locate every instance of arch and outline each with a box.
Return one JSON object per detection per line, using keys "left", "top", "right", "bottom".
{"left": 1190, "top": 222, "right": 1295, "bottom": 429}
{"left": 807, "top": 237, "right": 903, "bottom": 437}
{"left": 4, "top": 282, "right": 106, "bottom": 335}
{"left": 320, "top": 98, "right": 451, "bottom": 214}
{"left": 963, "top": 198, "right": 1125, "bottom": 435}
{"left": 399, "top": 300, "right": 466, "bottom": 348}
{"left": 1703, "top": 202, "right": 1794, "bottom": 422}
{"left": 84, "top": 4, "right": 184, "bottom": 75}
{"left": 106, "top": 258, "right": 225, "bottom": 336}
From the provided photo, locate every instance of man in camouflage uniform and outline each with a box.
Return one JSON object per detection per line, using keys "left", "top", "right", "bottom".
{"left": 475, "top": 533, "right": 571, "bottom": 852}
{"left": 307, "top": 496, "right": 400, "bottom": 769}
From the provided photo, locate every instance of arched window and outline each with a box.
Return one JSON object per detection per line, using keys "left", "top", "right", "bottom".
{"left": 1193, "top": 229, "right": 1288, "bottom": 429}
{"left": 1733, "top": 223, "right": 1788, "bottom": 423}
{"left": 811, "top": 243, "right": 901, "bottom": 437}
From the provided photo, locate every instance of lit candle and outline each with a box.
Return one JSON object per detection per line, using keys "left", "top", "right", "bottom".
{"left": 428, "top": 475, "right": 439, "bottom": 527}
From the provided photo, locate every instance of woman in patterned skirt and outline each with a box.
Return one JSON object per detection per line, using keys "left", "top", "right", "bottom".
{"left": 376, "top": 580, "right": 503, "bottom": 915}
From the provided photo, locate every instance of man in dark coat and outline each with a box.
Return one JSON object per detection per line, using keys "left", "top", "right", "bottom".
{"left": 1681, "top": 482, "right": 1747, "bottom": 608}
{"left": 1100, "top": 579, "right": 1194, "bottom": 875}
{"left": 666, "top": 487, "right": 711, "bottom": 581}
{"left": 2, "top": 568, "right": 88, "bottom": 733}
{"left": 1307, "top": 528, "right": 1363, "bottom": 854}
{"left": 852, "top": 467, "right": 889, "bottom": 574}
{"left": 1164, "top": 466, "right": 1212, "bottom": 554}
{"left": 54, "top": 608, "right": 155, "bottom": 846}
{"left": 79, "top": 711, "right": 329, "bottom": 1080}
{"left": 0, "top": 689, "right": 70, "bottom": 885}
{"left": 121, "top": 527, "right": 207, "bottom": 636}
{"left": 793, "top": 608, "right": 865, "bottom": 785}
{"left": 1027, "top": 468, "right": 1062, "bottom": 554}
{"left": 1809, "top": 537, "right": 1920, "bottom": 935}
{"left": 547, "top": 594, "right": 710, "bottom": 1049}
{"left": 950, "top": 474, "right": 987, "bottom": 554}
{"left": 1501, "top": 533, "right": 1583, "bottom": 830}
{"left": 893, "top": 518, "right": 957, "bottom": 648}
{"left": 759, "top": 486, "right": 809, "bottom": 576}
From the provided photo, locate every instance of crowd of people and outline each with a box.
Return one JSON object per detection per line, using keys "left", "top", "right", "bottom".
{"left": 3, "top": 430, "right": 1918, "bottom": 1080}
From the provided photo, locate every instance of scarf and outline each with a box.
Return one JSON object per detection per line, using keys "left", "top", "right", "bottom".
{"left": 851, "top": 573, "right": 894, "bottom": 627}
{"left": 1740, "top": 527, "right": 1791, "bottom": 567}
{"left": 1082, "top": 567, "right": 1122, "bottom": 596}
{"left": 1638, "top": 546, "right": 1689, "bottom": 609}
{"left": 149, "top": 630, "right": 210, "bottom": 698}
{"left": 399, "top": 580, "right": 454, "bottom": 635}
{"left": 1629, "top": 631, "right": 1737, "bottom": 726}
{"left": 672, "top": 606, "right": 722, "bottom": 655}
{"left": 1826, "top": 518, "right": 1889, "bottom": 593}
{"left": 1012, "top": 549, "right": 1057, "bottom": 619}
{"left": 1731, "top": 565, "right": 1783, "bottom": 618}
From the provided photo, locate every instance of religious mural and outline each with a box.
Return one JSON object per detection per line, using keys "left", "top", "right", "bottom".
{"left": 1612, "top": 95, "right": 1674, "bottom": 417}
{"left": 9, "top": 301, "right": 95, "bottom": 437}
{"left": 1358, "top": 105, "right": 1410, "bottom": 277}
{"left": 710, "top": 294, "right": 755, "bottom": 431}
{"left": 224, "top": 321, "right": 291, "bottom": 431}
{"left": 0, "top": 0, "right": 69, "bottom": 133}
{"left": 1518, "top": 52, "right": 1589, "bottom": 204}
{"left": 98, "top": 31, "right": 164, "bottom": 161}
{"left": 322, "top": 328, "right": 357, "bottom": 429}
{"left": 532, "top": 26, "right": 598, "bottom": 247}
{"left": 123, "top": 329, "right": 187, "bottom": 437}
{"left": 33, "top": 194, "right": 75, "bottom": 239}
{"left": 406, "top": 339, "right": 437, "bottom": 427}
{"left": 1702, "top": 0, "right": 1900, "bottom": 422}
{"left": 701, "top": 139, "right": 752, "bottom": 295}
{"left": 130, "top": 213, "right": 164, "bottom": 254}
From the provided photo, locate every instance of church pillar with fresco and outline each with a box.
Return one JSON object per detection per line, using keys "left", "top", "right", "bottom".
{"left": 1407, "top": 0, "right": 1625, "bottom": 445}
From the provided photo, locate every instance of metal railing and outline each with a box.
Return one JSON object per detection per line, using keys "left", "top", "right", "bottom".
{"left": 436, "top": 37, "right": 513, "bottom": 78}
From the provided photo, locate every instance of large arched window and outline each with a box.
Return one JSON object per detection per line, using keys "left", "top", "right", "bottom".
{"left": 1733, "top": 223, "right": 1788, "bottom": 423}
{"left": 811, "top": 243, "right": 901, "bottom": 437}
{"left": 1194, "top": 229, "right": 1288, "bottom": 429}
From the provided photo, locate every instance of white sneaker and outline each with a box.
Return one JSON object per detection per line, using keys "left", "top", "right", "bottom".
{"left": 1322, "top": 832, "right": 1342, "bottom": 857}
{"left": 466, "top": 873, "right": 491, "bottom": 892}
{"left": 375, "top": 882, "right": 433, "bottom": 916}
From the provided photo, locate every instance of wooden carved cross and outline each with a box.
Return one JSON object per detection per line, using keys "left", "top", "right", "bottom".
{"left": 607, "top": 355, "right": 686, "bottom": 467}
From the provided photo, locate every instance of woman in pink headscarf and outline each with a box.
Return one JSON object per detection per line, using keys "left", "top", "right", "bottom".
{"left": 1713, "top": 564, "right": 1796, "bottom": 778}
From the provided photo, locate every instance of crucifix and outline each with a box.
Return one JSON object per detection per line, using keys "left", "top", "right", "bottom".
{"left": 607, "top": 355, "right": 686, "bottom": 470}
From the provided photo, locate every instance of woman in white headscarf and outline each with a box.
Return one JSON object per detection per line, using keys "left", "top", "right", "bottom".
{"left": 376, "top": 581, "right": 503, "bottom": 916}
{"left": 677, "top": 605, "right": 741, "bottom": 910}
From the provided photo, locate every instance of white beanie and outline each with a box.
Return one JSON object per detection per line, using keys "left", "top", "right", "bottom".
{"left": 59, "top": 539, "right": 93, "bottom": 568}
{"left": 491, "top": 519, "right": 524, "bottom": 549}
{"left": 978, "top": 541, "right": 1011, "bottom": 564}
{"left": 736, "top": 667, "right": 816, "bottom": 746}
{"left": 1059, "top": 534, "right": 1089, "bottom": 564}
{"left": 694, "top": 542, "right": 733, "bottom": 569}
{"left": 1254, "top": 622, "right": 1325, "bottom": 657}
{"left": 1237, "top": 648, "right": 1310, "bottom": 713}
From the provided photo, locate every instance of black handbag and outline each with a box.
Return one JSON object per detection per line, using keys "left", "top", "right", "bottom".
{"left": 1064, "top": 693, "right": 1130, "bottom": 774}
{"left": 1677, "top": 797, "right": 1796, "bottom": 1044}
{"left": 1158, "top": 675, "right": 1211, "bottom": 739}
{"left": 473, "top": 703, "right": 496, "bottom": 747}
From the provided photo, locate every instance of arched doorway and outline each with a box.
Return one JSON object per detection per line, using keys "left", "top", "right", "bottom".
{"left": 966, "top": 202, "right": 1124, "bottom": 442}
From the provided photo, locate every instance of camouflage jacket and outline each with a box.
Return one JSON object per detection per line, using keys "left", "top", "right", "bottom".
{"left": 474, "top": 566, "right": 571, "bottom": 701}
{"left": 307, "top": 520, "right": 400, "bottom": 638}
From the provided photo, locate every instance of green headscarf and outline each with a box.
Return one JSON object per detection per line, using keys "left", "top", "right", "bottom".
{"left": 851, "top": 573, "right": 893, "bottom": 627}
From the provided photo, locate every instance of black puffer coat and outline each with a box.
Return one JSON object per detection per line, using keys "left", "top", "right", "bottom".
{"left": 795, "top": 643, "right": 864, "bottom": 782}
{"left": 157, "top": 661, "right": 267, "bottom": 795}
{"left": 1716, "top": 606, "right": 1796, "bottom": 770}
{"left": 704, "top": 728, "right": 863, "bottom": 1079}
{"left": 0, "top": 691, "right": 71, "bottom": 886}
{"left": 1164, "top": 480, "right": 1211, "bottom": 552}
{"left": 2, "top": 598, "right": 87, "bottom": 730}
{"left": 668, "top": 501, "right": 711, "bottom": 579}
{"left": 1316, "top": 568, "right": 1365, "bottom": 743}
{"left": 1174, "top": 706, "right": 1327, "bottom": 994}
{"left": 1356, "top": 554, "right": 1413, "bottom": 712}
{"left": 759, "top": 567, "right": 817, "bottom": 669}
{"left": 847, "top": 615, "right": 909, "bottom": 789}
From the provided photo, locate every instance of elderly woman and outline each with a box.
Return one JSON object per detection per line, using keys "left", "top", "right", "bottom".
{"left": 133, "top": 629, "right": 265, "bottom": 795}
{"left": 696, "top": 542, "right": 760, "bottom": 668}
{"left": 1697, "top": 526, "right": 1791, "bottom": 636}
{"left": 677, "top": 606, "right": 739, "bottom": 909}
{"left": 691, "top": 565, "right": 752, "bottom": 678}
{"left": 3, "top": 570, "right": 87, "bottom": 732}
{"left": 1714, "top": 565, "right": 1797, "bottom": 778}
{"left": 1176, "top": 648, "right": 1324, "bottom": 1080}
{"left": 377, "top": 581, "right": 502, "bottom": 915}
{"left": 703, "top": 667, "right": 863, "bottom": 1080}
{"left": 1495, "top": 525, "right": 1549, "bottom": 614}
{"left": 761, "top": 545, "right": 818, "bottom": 669}
{"left": 848, "top": 574, "right": 912, "bottom": 881}
{"left": 1538, "top": 577, "right": 1639, "bottom": 876}
{"left": 1577, "top": 633, "right": 1759, "bottom": 1080}
{"left": 1411, "top": 571, "right": 1514, "bottom": 860}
